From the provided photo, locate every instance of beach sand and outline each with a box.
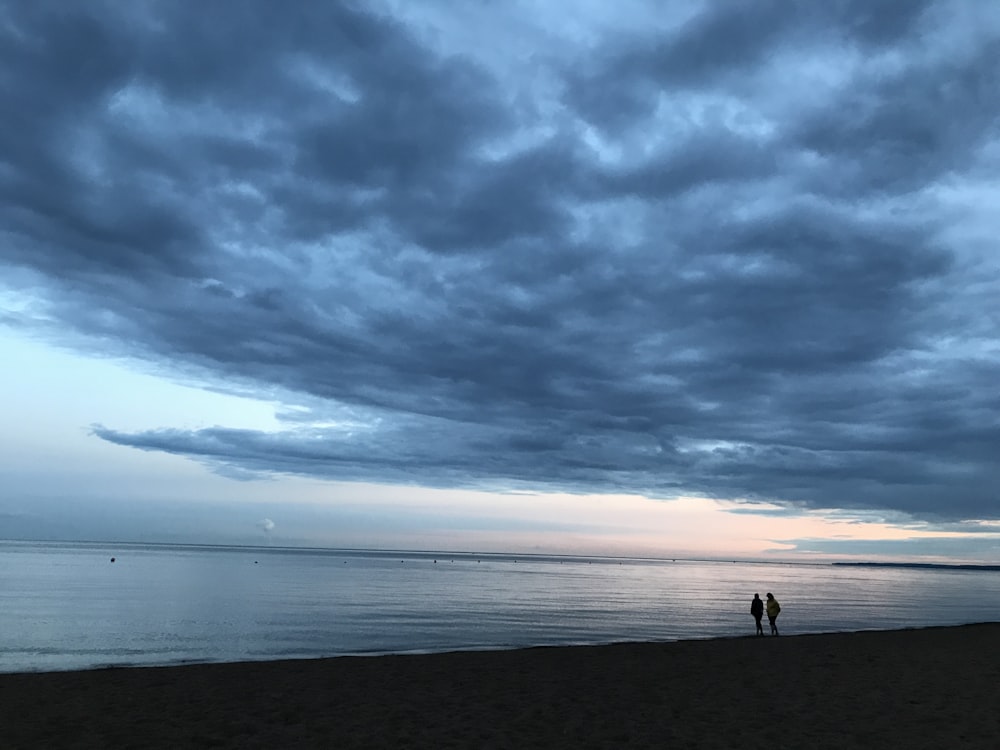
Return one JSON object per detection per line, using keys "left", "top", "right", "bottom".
{"left": 2, "top": 623, "right": 998, "bottom": 749}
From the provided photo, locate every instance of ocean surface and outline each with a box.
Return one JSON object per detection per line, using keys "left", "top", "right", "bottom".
{"left": 2, "top": 540, "right": 999, "bottom": 673}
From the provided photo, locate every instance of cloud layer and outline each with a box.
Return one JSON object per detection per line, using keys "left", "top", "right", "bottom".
{"left": 3, "top": 1, "right": 999, "bottom": 521}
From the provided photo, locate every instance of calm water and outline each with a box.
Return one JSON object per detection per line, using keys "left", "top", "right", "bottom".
{"left": 2, "top": 541, "right": 999, "bottom": 673}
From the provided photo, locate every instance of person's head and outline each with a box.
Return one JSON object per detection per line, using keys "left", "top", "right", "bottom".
{"left": 754, "top": 593, "right": 760, "bottom": 598}
{"left": 766, "top": 593, "right": 773, "bottom": 599}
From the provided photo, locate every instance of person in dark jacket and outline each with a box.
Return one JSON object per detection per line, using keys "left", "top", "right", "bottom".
{"left": 750, "top": 593, "right": 764, "bottom": 636}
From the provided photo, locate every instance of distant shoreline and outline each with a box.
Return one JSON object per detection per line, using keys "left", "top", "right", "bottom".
{"left": 832, "top": 561, "right": 1000, "bottom": 571}
{"left": 15, "top": 538, "right": 998, "bottom": 569}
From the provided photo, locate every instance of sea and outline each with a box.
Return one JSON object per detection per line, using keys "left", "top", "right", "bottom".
{"left": 2, "top": 540, "right": 999, "bottom": 674}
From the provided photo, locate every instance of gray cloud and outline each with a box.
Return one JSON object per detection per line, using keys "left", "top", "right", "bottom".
{"left": 781, "top": 535, "right": 1000, "bottom": 560}
{"left": 3, "top": 1, "right": 999, "bottom": 523}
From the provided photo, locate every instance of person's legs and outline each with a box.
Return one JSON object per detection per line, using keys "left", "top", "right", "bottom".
{"left": 754, "top": 616, "right": 763, "bottom": 636}
{"left": 768, "top": 616, "right": 778, "bottom": 635}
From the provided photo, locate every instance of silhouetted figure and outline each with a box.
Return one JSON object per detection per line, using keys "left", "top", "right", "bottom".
{"left": 750, "top": 593, "right": 764, "bottom": 636}
{"left": 766, "top": 593, "right": 781, "bottom": 635}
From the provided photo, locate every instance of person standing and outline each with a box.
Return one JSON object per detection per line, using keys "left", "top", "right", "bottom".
{"left": 765, "top": 593, "right": 781, "bottom": 635}
{"left": 750, "top": 593, "right": 764, "bottom": 636}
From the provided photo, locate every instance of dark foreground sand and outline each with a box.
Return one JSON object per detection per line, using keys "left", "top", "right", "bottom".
{"left": 2, "top": 624, "right": 998, "bottom": 749}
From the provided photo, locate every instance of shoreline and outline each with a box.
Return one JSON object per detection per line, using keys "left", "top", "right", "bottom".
{"left": 2, "top": 623, "right": 998, "bottom": 748}
{"left": 5, "top": 620, "right": 995, "bottom": 677}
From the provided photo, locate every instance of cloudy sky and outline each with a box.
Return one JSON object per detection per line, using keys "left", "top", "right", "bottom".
{"left": 2, "top": 0, "right": 998, "bottom": 561}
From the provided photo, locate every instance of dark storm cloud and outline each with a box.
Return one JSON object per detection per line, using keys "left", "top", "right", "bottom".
{"left": 3, "top": 1, "right": 998, "bottom": 522}
{"left": 567, "top": 0, "right": 938, "bottom": 129}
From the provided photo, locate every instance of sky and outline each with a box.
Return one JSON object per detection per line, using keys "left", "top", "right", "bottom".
{"left": 1, "top": 0, "right": 999, "bottom": 562}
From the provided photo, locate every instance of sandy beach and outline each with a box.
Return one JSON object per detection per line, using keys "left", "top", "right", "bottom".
{"left": 2, "top": 623, "right": 998, "bottom": 749}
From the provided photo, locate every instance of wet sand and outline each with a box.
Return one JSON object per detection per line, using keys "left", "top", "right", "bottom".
{"left": 2, "top": 623, "right": 998, "bottom": 749}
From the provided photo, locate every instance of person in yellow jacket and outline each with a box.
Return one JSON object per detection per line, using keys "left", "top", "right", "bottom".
{"left": 765, "top": 593, "right": 781, "bottom": 635}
